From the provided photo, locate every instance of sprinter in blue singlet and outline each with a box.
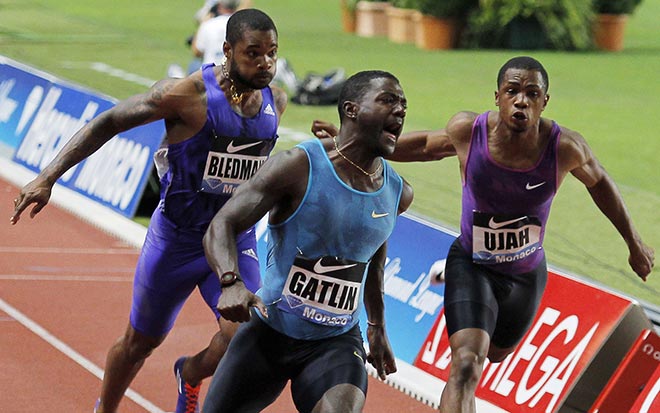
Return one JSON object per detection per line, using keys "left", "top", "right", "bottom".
{"left": 201, "top": 70, "right": 413, "bottom": 413}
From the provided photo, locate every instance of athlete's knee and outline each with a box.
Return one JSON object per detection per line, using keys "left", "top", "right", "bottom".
{"left": 450, "top": 347, "right": 486, "bottom": 386}
{"left": 311, "top": 384, "right": 365, "bottom": 413}
{"left": 120, "top": 327, "right": 164, "bottom": 361}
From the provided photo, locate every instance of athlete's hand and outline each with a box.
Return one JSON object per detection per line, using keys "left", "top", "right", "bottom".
{"left": 311, "top": 120, "right": 338, "bottom": 139}
{"left": 217, "top": 281, "right": 268, "bottom": 322}
{"left": 10, "top": 178, "right": 53, "bottom": 225}
{"left": 366, "top": 324, "right": 397, "bottom": 380}
{"left": 629, "top": 240, "right": 654, "bottom": 282}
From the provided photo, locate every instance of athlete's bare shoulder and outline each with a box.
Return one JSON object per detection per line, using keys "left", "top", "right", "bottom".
{"left": 451, "top": 110, "right": 480, "bottom": 124}
{"left": 254, "top": 146, "right": 309, "bottom": 223}
{"left": 188, "top": 69, "right": 211, "bottom": 95}
{"left": 556, "top": 123, "right": 592, "bottom": 174}
{"left": 146, "top": 74, "right": 206, "bottom": 112}
{"left": 257, "top": 146, "right": 308, "bottom": 188}
{"left": 447, "top": 111, "right": 478, "bottom": 132}
{"left": 557, "top": 124, "right": 588, "bottom": 152}
{"left": 270, "top": 85, "right": 288, "bottom": 118}
{"left": 447, "top": 111, "right": 479, "bottom": 146}
{"left": 143, "top": 74, "right": 209, "bottom": 143}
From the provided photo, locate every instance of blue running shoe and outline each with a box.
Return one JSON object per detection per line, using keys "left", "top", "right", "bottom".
{"left": 174, "top": 357, "right": 201, "bottom": 413}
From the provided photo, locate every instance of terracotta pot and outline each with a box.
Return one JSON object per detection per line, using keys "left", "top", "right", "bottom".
{"left": 340, "top": 0, "right": 357, "bottom": 33}
{"left": 593, "top": 14, "right": 628, "bottom": 51}
{"left": 386, "top": 7, "right": 419, "bottom": 44}
{"left": 355, "top": 1, "right": 389, "bottom": 37}
{"left": 414, "top": 14, "right": 459, "bottom": 50}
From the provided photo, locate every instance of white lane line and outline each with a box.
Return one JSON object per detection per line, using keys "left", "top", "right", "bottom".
{"left": 89, "top": 62, "right": 157, "bottom": 88}
{"left": 61, "top": 61, "right": 157, "bottom": 88}
{"left": 277, "top": 126, "right": 310, "bottom": 142}
{"left": 0, "top": 246, "right": 138, "bottom": 254}
{"left": 0, "top": 298, "right": 166, "bottom": 413}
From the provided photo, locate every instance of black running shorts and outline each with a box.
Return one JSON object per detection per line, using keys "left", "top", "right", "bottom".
{"left": 203, "top": 312, "right": 368, "bottom": 413}
{"left": 443, "top": 239, "right": 548, "bottom": 349}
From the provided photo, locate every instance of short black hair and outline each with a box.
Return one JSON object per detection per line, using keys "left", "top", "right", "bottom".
{"left": 337, "top": 70, "right": 400, "bottom": 120}
{"left": 226, "top": 9, "right": 278, "bottom": 46}
{"left": 497, "top": 56, "right": 549, "bottom": 92}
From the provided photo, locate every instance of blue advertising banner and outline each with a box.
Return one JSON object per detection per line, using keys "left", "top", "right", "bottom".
{"left": 378, "top": 214, "right": 456, "bottom": 363}
{"left": 256, "top": 213, "right": 457, "bottom": 365}
{"left": 0, "top": 56, "right": 164, "bottom": 218}
{"left": 0, "top": 62, "right": 52, "bottom": 149}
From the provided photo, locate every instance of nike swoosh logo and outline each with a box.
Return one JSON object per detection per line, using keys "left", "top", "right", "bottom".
{"left": 371, "top": 211, "right": 389, "bottom": 218}
{"left": 525, "top": 181, "right": 546, "bottom": 190}
{"left": 488, "top": 216, "right": 527, "bottom": 230}
{"left": 226, "top": 141, "right": 262, "bottom": 154}
{"left": 353, "top": 351, "right": 364, "bottom": 362}
{"left": 313, "top": 259, "right": 357, "bottom": 274}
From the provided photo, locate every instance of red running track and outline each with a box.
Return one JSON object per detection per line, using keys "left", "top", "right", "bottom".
{"left": 0, "top": 176, "right": 438, "bottom": 413}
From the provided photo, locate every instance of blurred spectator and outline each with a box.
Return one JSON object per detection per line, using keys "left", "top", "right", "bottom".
{"left": 167, "top": 0, "right": 250, "bottom": 77}
{"left": 194, "top": 0, "right": 250, "bottom": 23}
{"left": 191, "top": 0, "right": 241, "bottom": 67}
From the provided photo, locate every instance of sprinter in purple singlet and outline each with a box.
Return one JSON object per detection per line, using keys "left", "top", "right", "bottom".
{"left": 395, "top": 56, "right": 654, "bottom": 413}
{"left": 11, "top": 9, "right": 287, "bottom": 413}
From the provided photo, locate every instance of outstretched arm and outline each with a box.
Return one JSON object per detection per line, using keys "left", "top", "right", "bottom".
{"left": 10, "top": 77, "right": 190, "bottom": 224}
{"left": 563, "top": 130, "right": 654, "bottom": 280}
{"left": 312, "top": 119, "right": 457, "bottom": 163}
{"left": 388, "top": 128, "right": 456, "bottom": 162}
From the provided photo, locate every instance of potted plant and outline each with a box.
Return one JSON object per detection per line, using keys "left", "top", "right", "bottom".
{"left": 340, "top": 0, "right": 359, "bottom": 33}
{"left": 412, "top": 0, "right": 478, "bottom": 50}
{"left": 463, "top": 0, "right": 593, "bottom": 51}
{"left": 593, "top": 0, "right": 643, "bottom": 51}
{"left": 355, "top": 0, "right": 391, "bottom": 38}
{"left": 386, "top": 0, "right": 419, "bottom": 44}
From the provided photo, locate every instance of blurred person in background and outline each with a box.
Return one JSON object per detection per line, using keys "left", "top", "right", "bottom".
{"left": 190, "top": 0, "right": 241, "bottom": 72}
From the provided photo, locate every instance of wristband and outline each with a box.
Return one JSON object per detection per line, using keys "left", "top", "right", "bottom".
{"left": 219, "top": 271, "right": 241, "bottom": 287}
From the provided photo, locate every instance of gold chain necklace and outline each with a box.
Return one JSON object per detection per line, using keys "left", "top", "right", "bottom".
{"left": 221, "top": 63, "right": 244, "bottom": 105}
{"left": 333, "top": 136, "right": 382, "bottom": 177}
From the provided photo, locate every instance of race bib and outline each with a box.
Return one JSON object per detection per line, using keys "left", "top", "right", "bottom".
{"left": 278, "top": 255, "right": 367, "bottom": 327}
{"left": 472, "top": 211, "right": 542, "bottom": 265}
{"left": 201, "top": 135, "right": 275, "bottom": 195}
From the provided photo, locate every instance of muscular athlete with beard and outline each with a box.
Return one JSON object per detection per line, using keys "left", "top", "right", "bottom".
{"left": 11, "top": 9, "right": 287, "bottom": 413}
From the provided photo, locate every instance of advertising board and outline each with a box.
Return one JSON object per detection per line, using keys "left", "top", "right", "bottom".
{"left": 0, "top": 56, "right": 164, "bottom": 217}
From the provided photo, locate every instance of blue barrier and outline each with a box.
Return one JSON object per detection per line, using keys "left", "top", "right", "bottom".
{"left": 0, "top": 56, "right": 164, "bottom": 218}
